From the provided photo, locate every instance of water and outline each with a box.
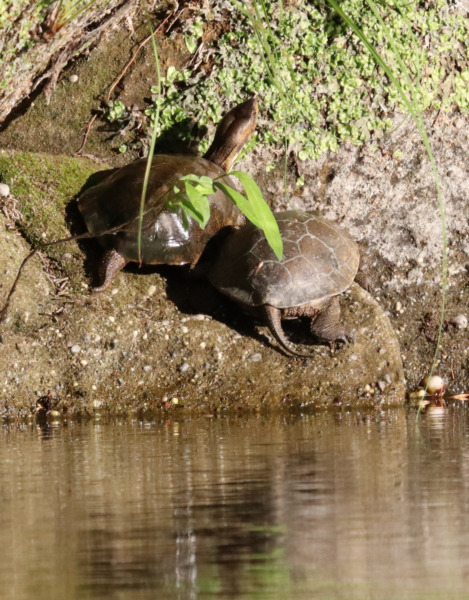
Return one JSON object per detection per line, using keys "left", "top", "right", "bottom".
{"left": 1, "top": 406, "right": 469, "bottom": 600}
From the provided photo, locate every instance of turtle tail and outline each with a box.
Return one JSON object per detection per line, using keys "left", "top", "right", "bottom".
{"left": 262, "top": 305, "right": 316, "bottom": 358}
{"left": 93, "top": 248, "right": 128, "bottom": 292}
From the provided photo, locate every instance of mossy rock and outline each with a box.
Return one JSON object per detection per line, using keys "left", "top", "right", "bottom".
{"left": 0, "top": 149, "right": 103, "bottom": 247}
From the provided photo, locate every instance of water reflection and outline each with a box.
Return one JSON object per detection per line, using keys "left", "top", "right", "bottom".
{"left": 1, "top": 407, "right": 469, "bottom": 599}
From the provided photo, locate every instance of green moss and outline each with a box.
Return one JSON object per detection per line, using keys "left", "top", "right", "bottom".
{"left": 0, "top": 149, "right": 107, "bottom": 260}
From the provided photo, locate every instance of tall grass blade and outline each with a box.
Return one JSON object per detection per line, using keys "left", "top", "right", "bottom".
{"left": 137, "top": 23, "right": 161, "bottom": 264}
{"left": 232, "top": 0, "right": 291, "bottom": 203}
{"left": 326, "top": 0, "right": 447, "bottom": 376}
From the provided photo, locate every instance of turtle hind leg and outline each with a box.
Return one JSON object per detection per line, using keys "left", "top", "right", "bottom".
{"left": 263, "top": 305, "right": 315, "bottom": 358}
{"left": 93, "top": 249, "right": 128, "bottom": 292}
{"left": 310, "top": 296, "right": 354, "bottom": 344}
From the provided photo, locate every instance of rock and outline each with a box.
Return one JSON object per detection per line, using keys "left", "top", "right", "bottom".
{"left": 450, "top": 314, "right": 467, "bottom": 330}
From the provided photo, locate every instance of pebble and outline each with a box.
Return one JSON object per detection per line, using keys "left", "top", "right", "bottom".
{"left": 450, "top": 314, "right": 467, "bottom": 330}
{"left": 69, "top": 74, "right": 79, "bottom": 83}
{"left": 147, "top": 285, "right": 157, "bottom": 297}
{"left": 181, "top": 326, "right": 189, "bottom": 334}
{"left": 409, "top": 388, "right": 426, "bottom": 399}
{"left": 80, "top": 359, "right": 88, "bottom": 366}
{"left": 108, "top": 316, "right": 115, "bottom": 323}
{"left": 179, "top": 362, "right": 190, "bottom": 373}
{"left": 199, "top": 342, "right": 206, "bottom": 349}
{"left": 248, "top": 353, "right": 262, "bottom": 362}
{"left": 395, "top": 301, "right": 403, "bottom": 312}
{"left": 384, "top": 374, "right": 392, "bottom": 384}
{"left": 421, "top": 374, "right": 446, "bottom": 395}
{"left": 70, "top": 344, "right": 81, "bottom": 354}
{"left": 0, "top": 183, "right": 10, "bottom": 197}
{"left": 377, "top": 380, "right": 386, "bottom": 392}
{"left": 143, "top": 365, "right": 152, "bottom": 372}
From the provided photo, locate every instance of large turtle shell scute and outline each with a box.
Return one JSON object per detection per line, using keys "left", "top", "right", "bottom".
{"left": 209, "top": 210, "right": 360, "bottom": 309}
{"left": 78, "top": 155, "right": 240, "bottom": 265}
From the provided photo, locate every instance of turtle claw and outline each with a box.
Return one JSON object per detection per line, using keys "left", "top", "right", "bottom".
{"left": 336, "top": 328, "right": 355, "bottom": 345}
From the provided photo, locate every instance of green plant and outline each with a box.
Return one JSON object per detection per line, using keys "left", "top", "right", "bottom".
{"left": 107, "top": 99, "right": 128, "bottom": 122}
{"left": 168, "top": 171, "right": 283, "bottom": 259}
{"left": 143, "top": 0, "right": 468, "bottom": 163}
{"left": 45, "top": 0, "right": 99, "bottom": 33}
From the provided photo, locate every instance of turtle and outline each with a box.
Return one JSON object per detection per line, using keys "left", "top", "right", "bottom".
{"left": 208, "top": 209, "right": 361, "bottom": 357}
{"left": 77, "top": 96, "right": 258, "bottom": 291}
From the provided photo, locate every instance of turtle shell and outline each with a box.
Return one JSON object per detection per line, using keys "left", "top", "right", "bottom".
{"left": 78, "top": 154, "right": 240, "bottom": 265}
{"left": 209, "top": 210, "right": 360, "bottom": 309}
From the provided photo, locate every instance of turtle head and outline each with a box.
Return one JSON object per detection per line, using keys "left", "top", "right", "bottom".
{"left": 204, "top": 96, "right": 258, "bottom": 171}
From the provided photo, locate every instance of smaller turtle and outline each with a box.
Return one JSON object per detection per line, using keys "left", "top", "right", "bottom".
{"left": 208, "top": 210, "right": 361, "bottom": 356}
{"left": 77, "top": 97, "right": 258, "bottom": 291}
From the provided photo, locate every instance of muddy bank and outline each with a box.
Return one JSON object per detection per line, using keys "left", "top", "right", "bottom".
{"left": 0, "top": 149, "right": 404, "bottom": 416}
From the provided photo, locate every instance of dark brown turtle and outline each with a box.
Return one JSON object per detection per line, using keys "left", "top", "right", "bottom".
{"left": 78, "top": 97, "right": 258, "bottom": 291}
{"left": 208, "top": 209, "right": 361, "bottom": 356}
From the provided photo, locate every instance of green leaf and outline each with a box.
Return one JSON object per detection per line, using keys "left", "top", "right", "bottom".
{"left": 184, "top": 34, "right": 198, "bottom": 54}
{"left": 230, "top": 170, "right": 283, "bottom": 260}
{"left": 179, "top": 174, "right": 215, "bottom": 196}
{"left": 165, "top": 65, "right": 178, "bottom": 84}
{"left": 214, "top": 181, "right": 259, "bottom": 225}
{"left": 182, "top": 181, "right": 211, "bottom": 227}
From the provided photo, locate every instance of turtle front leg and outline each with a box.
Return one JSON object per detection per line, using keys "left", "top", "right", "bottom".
{"left": 93, "top": 248, "right": 128, "bottom": 292}
{"left": 310, "top": 296, "right": 354, "bottom": 344}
